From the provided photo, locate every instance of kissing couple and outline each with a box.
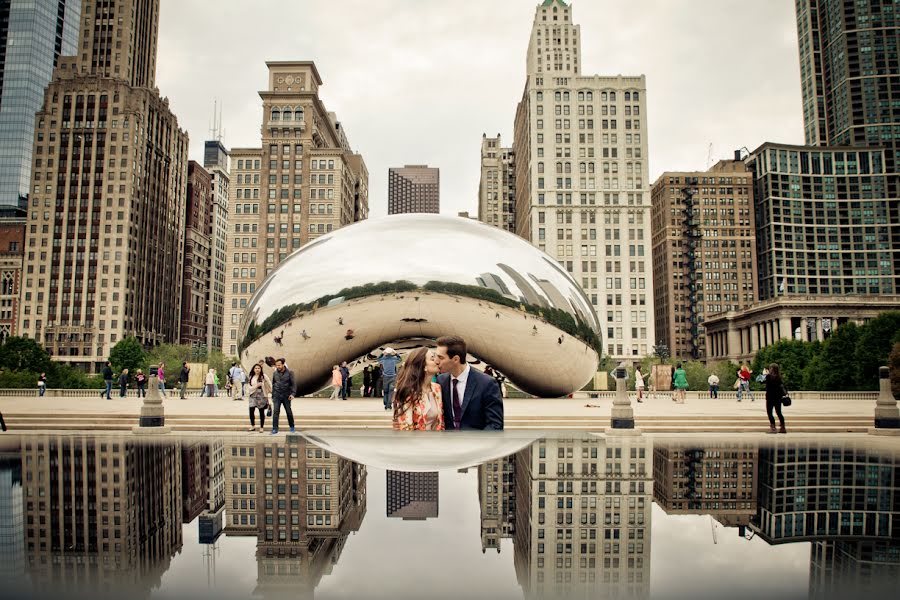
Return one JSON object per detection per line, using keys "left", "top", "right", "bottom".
{"left": 391, "top": 335, "right": 504, "bottom": 431}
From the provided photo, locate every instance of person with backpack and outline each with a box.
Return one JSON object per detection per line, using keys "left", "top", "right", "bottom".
{"left": 37, "top": 373, "right": 47, "bottom": 397}
{"left": 135, "top": 369, "right": 148, "bottom": 398}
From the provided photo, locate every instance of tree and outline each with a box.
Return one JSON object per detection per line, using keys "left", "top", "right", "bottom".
{"left": 0, "top": 337, "right": 52, "bottom": 373}
{"left": 682, "top": 361, "right": 710, "bottom": 392}
{"left": 108, "top": 337, "right": 145, "bottom": 375}
{"left": 802, "top": 322, "right": 861, "bottom": 391}
{"left": 853, "top": 312, "right": 900, "bottom": 390}
{"left": 752, "top": 339, "right": 819, "bottom": 390}
{"left": 652, "top": 344, "right": 670, "bottom": 362}
{"left": 889, "top": 342, "right": 900, "bottom": 400}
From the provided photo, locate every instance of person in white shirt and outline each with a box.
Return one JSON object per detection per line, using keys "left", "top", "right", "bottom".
{"left": 708, "top": 373, "right": 720, "bottom": 399}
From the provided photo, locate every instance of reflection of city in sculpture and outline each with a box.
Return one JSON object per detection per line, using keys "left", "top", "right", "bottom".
{"left": 238, "top": 215, "right": 601, "bottom": 397}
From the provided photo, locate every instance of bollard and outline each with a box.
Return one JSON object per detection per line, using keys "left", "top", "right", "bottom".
{"left": 133, "top": 365, "right": 171, "bottom": 435}
{"left": 608, "top": 362, "right": 638, "bottom": 432}
{"left": 870, "top": 366, "right": 899, "bottom": 436}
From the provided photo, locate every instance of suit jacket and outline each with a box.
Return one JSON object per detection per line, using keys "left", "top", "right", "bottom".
{"left": 438, "top": 369, "right": 504, "bottom": 430}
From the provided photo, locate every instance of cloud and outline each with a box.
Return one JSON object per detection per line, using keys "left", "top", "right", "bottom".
{"left": 155, "top": 0, "right": 804, "bottom": 217}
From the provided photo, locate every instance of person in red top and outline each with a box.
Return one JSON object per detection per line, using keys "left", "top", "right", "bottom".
{"left": 736, "top": 364, "right": 755, "bottom": 402}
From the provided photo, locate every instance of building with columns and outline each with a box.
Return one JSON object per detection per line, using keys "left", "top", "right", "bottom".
{"left": 511, "top": 0, "right": 653, "bottom": 361}
{"left": 478, "top": 135, "right": 516, "bottom": 232}
{"left": 704, "top": 294, "right": 900, "bottom": 363}
{"left": 650, "top": 159, "right": 757, "bottom": 361}
{"left": 222, "top": 61, "right": 368, "bottom": 357}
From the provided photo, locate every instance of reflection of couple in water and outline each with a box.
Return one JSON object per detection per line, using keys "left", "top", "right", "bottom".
{"left": 392, "top": 335, "right": 504, "bottom": 431}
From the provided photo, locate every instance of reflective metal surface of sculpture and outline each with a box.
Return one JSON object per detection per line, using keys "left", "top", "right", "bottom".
{"left": 239, "top": 214, "right": 601, "bottom": 397}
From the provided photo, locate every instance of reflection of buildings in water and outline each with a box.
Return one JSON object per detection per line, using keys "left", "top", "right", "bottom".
{"left": 20, "top": 436, "right": 182, "bottom": 595}
{"left": 513, "top": 434, "right": 652, "bottom": 599}
{"left": 810, "top": 540, "right": 900, "bottom": 599}
{"left": 199, "top": 439, "right": 226, "bottom": 544}
{"left": 752, "top": 441, "right": 900, "bottom": 599}
{"left": 386, "top": 470, "right": 438, "bottom": 520}
{"left": 652, "top": 442, "right": 758, "bottom": 528}
{"left": 223, "top": 439, "right": 366, "bottom": 599}
{"left": 479, "top": 456, "right": 516, "bottom": 553}
{"left": 182, "top": 441, "right": 210, "bottom": 523}
{"left": 0, "top": 451, "right": 25, "bottom": 589}
{"left": 752, "top": 441, "right": 899, "bottom": 544}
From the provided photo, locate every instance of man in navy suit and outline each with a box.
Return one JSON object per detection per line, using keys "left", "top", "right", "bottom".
{"left": 435, "top": 335, "right": 504, "bottom": 430}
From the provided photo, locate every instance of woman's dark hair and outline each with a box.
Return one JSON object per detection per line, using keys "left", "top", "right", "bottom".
{"left": 676, "top": 363, "right": 682, "bottom": 369}
{"left": 250, "top": 363, "right": 264, "bottom": 384}
{"left": 392, "top": 348, "right": 430, "bottom": 421}
{"left": 768, "top": 363, "right": 782, "bottom": 380}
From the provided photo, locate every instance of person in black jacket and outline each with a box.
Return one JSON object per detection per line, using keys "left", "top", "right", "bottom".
{"left": 435, "top": 335, "right": 504, "bottom": 430}
{"left": 270, "top": 358, "right": 296, "bottom": 434}
{"left": 178, "top": 362, "right": 191, "bottom": 399}
{"left": 100, "top": 361, "right": 114, "bottom": 400}
{"left": 118, "top": 369, "right": 130, "bottom": 398}
{"left": 764, "top": 363, "right": 787, "bottom": 434}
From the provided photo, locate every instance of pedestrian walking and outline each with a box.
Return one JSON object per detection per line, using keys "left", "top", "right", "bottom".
{"left": 329, "top": 365, "right": 342, "bottom": 400}
{"left": 118, "top": 369, "right": 130, "bottom": 398}
{"left": 339, "top": 362, "right": 350, "bottom": 400}
{"left": 178, "top": 362, "right": 190, "bottom": 399}
{"left": 763, "top": 363, "right": 788, "bottom": 434}
{"left": 246, "top": 363, "right": 271, "bottom": 432}
{"left": 362, "top": 366, "right": 372, "bottom": 397}
{"left": 37, "top": 372, "right": 47, "bottom": 397}
{"left": 213, "top": 369, "right": 220, "bottom": 397}
{"left": 100, "top": 361, "right": 114, "bottom": 399}
{"left": 135, "top": 369, "right": 147, "bottom": 398}
{"left": 157, "top": 362, "right": 167, "bottom": 397}
{"left": 736, "top": 364, "right": 755, "bottom": 402}
{"left": 270, "top": 358, "right": 296, "bottom": 434}
{"left": 378, "top": 348, "right": 402, "bottom": 411}
{"left": 672, "top": 363, "right": 688, "bottom": 404}
{"left": 301, "top": 329, "right": 310, "bottom": 341}
{"left": 708, "top": 373, "right": 720, "bottom": 399}
{"left": 634, "top": 366, "right": 645, "bottom": 403}
{"left": 229, "top": 362, "right": 246, "bottom": 400}
{"left": 204, "top": 369, "right": 216, "bottom": 397}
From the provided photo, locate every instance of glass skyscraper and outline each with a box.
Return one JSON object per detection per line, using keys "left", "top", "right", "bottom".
{"left": 0, "top": 0, "right": 80, "bottom": 213}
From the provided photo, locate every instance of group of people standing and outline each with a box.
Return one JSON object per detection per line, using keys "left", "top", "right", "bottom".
{"left": 98, "top": 361, "right": 167, "bottom": 399}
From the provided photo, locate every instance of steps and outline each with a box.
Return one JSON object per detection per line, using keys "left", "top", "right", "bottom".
{"left": 2, "top": 413, "right": 874, "bottom": 433}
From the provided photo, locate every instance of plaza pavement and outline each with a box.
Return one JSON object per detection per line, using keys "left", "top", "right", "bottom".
{"left": 0, "top": 390, "right": 885, "bottom": 434}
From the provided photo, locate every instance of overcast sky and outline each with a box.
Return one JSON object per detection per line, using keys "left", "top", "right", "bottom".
{"left": 155, "top": 0, "right": 805, "bottom": 218}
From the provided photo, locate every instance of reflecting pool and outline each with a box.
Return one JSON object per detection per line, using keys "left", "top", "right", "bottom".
{"left": 0, "top": 433, "right": 897, "bottom": 599}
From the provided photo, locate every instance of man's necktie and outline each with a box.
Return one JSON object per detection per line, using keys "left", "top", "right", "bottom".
{"left": 452, "top": 378, "right": 462, "bottom": 430}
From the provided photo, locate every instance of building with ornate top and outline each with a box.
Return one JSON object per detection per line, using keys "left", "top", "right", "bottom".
{"left": 223, "top": 61, "right": 368, "bottom": 357}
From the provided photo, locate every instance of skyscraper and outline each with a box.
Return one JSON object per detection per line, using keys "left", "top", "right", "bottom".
{"left": 478, "top": 135, "right": 516, "bottom": 232}
{"left": 222, "top": 61, "right": 368, "bottom": 357}
{"left": 19, "top": 0, "right": 189, "bottom": 370}
{"left": 796, "top": 0, "right": 900, "bottom": 186}
{"left": 180, "top": 161, "right": 212, "bottom": 347}
{"left": 512, "top": 0, "right": 653, "bottom": 360}
{"left": 0, "top": 0, "right": 81, "bottom": 213}
{"left": 388, "top": 164, "right": 439, "bottom": 214}
{"left": 204, "top": 137, "right": 229, "bottom": 353}
{"left": 650, "top": 159, "right": 758, "bottom": 360}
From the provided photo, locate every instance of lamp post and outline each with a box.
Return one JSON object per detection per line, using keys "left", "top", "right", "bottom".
{"left": 133, "top": 365, "right": 171, "bottom": 435}
{"left": 870, "top": 366, "right": 899, "bottom": 436}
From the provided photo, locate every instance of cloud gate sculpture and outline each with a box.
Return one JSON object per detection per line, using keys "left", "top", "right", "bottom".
{"left": 239, "top": 214, "right": 601, "bottom": 397}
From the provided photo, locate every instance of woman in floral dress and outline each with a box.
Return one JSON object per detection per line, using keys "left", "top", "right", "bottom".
{"left": 392, "top": 348, "right": 444, "bottom": 431}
